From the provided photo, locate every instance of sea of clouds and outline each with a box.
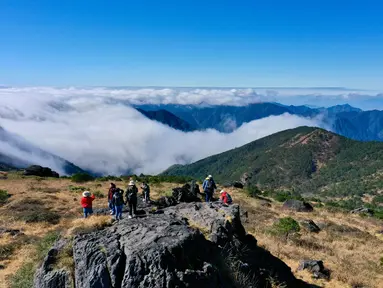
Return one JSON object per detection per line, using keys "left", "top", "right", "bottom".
{"left": 0, "top": 86, "right": 380, "bottom": 175}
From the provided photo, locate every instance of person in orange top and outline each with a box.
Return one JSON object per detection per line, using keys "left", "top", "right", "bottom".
{"left": 219, "top": 190, "right": 233, "bottom": 205}
{"left": 81, "top": 191, "right": 95, "bottom": 218}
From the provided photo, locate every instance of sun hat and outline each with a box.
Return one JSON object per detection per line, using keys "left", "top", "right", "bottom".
{"left": 220, "top": 190, "right": 225, "bottom": 194}
{"left": 129, "top": 180, "right": 135, "bottom": 186}
{"left": 82, "top": 191, "right": 91, "bottom": 197}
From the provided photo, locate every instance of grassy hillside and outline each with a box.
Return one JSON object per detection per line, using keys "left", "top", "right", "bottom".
{"left": 162, "top": 127, "right": 383, "bottom": 199}
{"left": 0, "top": 173, "right": 382, "bottom": 288}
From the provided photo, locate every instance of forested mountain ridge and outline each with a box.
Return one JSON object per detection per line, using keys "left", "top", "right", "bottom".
{"left": 162, "top": 126, "right": 383, "bottom": 198}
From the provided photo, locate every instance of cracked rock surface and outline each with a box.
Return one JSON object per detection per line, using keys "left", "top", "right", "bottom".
{"left": 36, "top": 202, "right": 317, "bottom": 288}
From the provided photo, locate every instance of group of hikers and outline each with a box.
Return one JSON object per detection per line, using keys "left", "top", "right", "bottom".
{"left": 80, "top": 174, "right": 232, "bottom": 219}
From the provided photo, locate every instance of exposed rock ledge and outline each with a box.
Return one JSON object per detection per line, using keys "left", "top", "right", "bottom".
{"left": 35, "top": 201, "right": 318, "bottom": 288}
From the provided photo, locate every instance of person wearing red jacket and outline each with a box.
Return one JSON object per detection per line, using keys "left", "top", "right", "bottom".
{"left": 219, "top": 190, "right": 233, "bottom": 205}
{"left": 81, "top": 191, "right": 95, "bottom": 218}
{"left": 108, "top": 183, "right": 117, "bottom": 215}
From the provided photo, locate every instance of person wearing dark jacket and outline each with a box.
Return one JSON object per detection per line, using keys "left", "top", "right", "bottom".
{"left": 125, "top": 180, "right": 138, "bottom": 218}
{"left": 108, "top": 183, "right": 117, "bottom": 215}
{"left": 202, "top": 175, "right": 217, "bottom": 203}
{"left": 112, "top": 188, "right": 124, "bottom": 220}
{"left": 141, "top": 182, "right": 150, "bottom": 203}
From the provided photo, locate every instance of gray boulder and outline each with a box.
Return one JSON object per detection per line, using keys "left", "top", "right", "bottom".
{"left": 24, "top": 165, "right": 59, "bottom": 178}
{"left": 350, "top": 207, "right": 373, "bottom": 216}
{"left": 34, "top": 239, "right": 72, "bottom": 288}
{"left": 300, "top": 220, "right": 321, "bottom": 233}
{"left": 71, "top": 203, "right": 311, "bottom": 288}
{"left": 282, "top": 199, "right": 313, "bottom": 212}
{"left": 172, "top": 183, "right": 200, "bottom": 203}
{"left": 298, "top": 260, "right": 330, "bottom": 280}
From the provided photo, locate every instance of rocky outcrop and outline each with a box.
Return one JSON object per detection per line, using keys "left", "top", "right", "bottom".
{"left": 282, "top": 199, "right": 313, "bottom": 212}
{"left": 172, "top": 182, "right": 200, "bottom": 203}
{"left": 350, "top": 207, "right": 373, "bottom": 216}
{"left": 24, "top": 165, "right": 59, "bottom": 178}
{"left": 36, "top": 201, "right": 316, "bottom": 288}
{"left": 300, "top": 220, "right": 321, "bottom": 233}
{"left": 298, "top": 260, "right": 330, "bottom": 280}
{"left": 34, "top": 239, "right": 72, "bottom": 288}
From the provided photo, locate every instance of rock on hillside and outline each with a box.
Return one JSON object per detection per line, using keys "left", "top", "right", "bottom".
{"left": 24, "top": 165, "right": 60, "bottom": 178}
{"left": 35, "top": 201, "right": 315, "bottom": 288}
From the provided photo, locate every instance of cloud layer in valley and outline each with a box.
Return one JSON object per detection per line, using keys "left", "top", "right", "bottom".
{"left": 1, "top": 86, "right": 382, "bottom": 109}
{"left": 0, "top": 87, "right": 328, "bottom": 175}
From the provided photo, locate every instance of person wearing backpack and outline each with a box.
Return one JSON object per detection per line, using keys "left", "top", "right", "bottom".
{"left": 108, "top": 183, "right": 117, "bottom": 215}
{"left": 112, "top": 188, "right": 124, "bottom": 220}
{"left": 202, "top": 175, "right": 217, "bottom": 203}
{"left": 220, "top": 190, "right": 233, "bottom": 205}
{"left": 141, "top": 182, "right": 150, "bottom": 203}
{"left": 125, "top": 180, "right": 138, "bottom": 218}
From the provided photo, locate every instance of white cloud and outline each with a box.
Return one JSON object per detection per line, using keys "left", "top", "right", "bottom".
{"left": 0, "top": 87, "right": 325, "bottom": 175}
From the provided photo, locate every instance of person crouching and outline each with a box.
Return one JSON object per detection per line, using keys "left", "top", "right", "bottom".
{"left": 81, "top": 191, "right": 95, "bottom": 218}
{"left": 219, "top": 190, "right": 233, "bottom": 205}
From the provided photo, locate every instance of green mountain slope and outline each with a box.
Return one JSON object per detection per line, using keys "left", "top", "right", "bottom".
{"left": 162, "top": 126, "right": 383, "bottom": 197}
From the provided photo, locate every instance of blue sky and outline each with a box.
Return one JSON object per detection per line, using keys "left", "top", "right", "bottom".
{"left": 0, "top": 0, "right": 382, "bottom": 89}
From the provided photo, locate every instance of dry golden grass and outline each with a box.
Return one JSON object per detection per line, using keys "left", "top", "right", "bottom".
{"left": 223, "top": 187, "right": 383, "bottom": 288}
{"left": 1, "top": 174, "right": 383, "bottom": 288}
{"left": 0, "top": 174, "right": 183, "bottom": 287}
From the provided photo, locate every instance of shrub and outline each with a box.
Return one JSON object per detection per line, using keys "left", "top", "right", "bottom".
{"left": 246, "top": 185, "right": 261, "bottom": 197}
{"left": 273, "top": 191, "right": 304, "bottom": 202}
{"left": 270, "top": 217, "right": 300, "bottom": 238}
{"left": 0, "top": 242, "right": 16, "bottom": 260}
{"left": 22, "top": 210, "right": 61, "bottom": 224}
{"left": 71, "top": 173, "right": 94, "bottom": 183}
{"left": 93, "top": 190, "right": 105, "bottom": 198}
{"left": 68, "top": 185, "right": 88, "bottom": 192}
{"left": 96, "top": 175, "right": 122, "bottom": 182}
{"left": 0, "top": 189, "right": 9, "bottom": 204}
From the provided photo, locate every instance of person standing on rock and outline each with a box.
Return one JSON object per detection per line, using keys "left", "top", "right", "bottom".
{"left": 112, "top": 188, "right": 124, "bottom": 220}
{"left": 202, "top": 175, "right": 217, "bottom": 203}
{"left": 81, "top": 191, "right": 95, "bottom": 218}
{"left": 141, "top": 182, "right": 151, "bottom": 203}
{"left": 125, "top": 180, "right": 138, "bottom": 219}
{"left": 108, "top": 183, "right": 117, "bottom": 215}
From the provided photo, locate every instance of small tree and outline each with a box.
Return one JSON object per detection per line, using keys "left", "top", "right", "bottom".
{"left": 71, "top": 173, "right": 94, "bottom": 183}
{"left": 270, "top": 217, "right": 300, "bottom": 240}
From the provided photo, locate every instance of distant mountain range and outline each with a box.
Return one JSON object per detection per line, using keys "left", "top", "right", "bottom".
{"left": 162, "top": 126, "right": 383, "bottom": 197}
{"left": 136, "top": 103, "right": 383, "bottom": 141}
{"left": 0, "top": 126, "right": 84, "bottom": 174}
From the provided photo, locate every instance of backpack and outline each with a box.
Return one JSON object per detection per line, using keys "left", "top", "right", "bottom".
{"left": 226, "top": 193, "right": 233, "bottom": 204}
{"left": 114, "top": 191, "right": 124, "bottom": 206}
{"left": 206, "top": 179, "right": 214, "bottom": 191}
{"left": 126, "top": 186, "right": 138, "bottom": 201}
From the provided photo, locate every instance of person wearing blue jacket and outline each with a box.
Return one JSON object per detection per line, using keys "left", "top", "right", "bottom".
{"left": 202, "top": 175, "right": 217, "bottom": 203}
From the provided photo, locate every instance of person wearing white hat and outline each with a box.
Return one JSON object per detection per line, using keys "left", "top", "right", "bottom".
{"left": 80, "top": 191, "right": 95, "bottom": 218}
{"left": 202, "top": 174, "right": 217, "bottom": 203}
{"left": 125, "top": 180, "right": 138, "bottom": 218}
{"left": 219, "top": 190, "right": 233, "bottom": 205}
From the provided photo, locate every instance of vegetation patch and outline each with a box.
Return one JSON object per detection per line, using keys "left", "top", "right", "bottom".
{"left": 269, "top": 217, "right": 300, "bottom": 239}
{"left": 0, "top": 242, "right": 16, "bottom": 260}
{"left": 68, "top": 185, "right": 88, "bottom": 192}
{"left": 71, "top": 173, "right": 95, "bottom": 183}
{"left": 9, "top": 231, "right": 60, "bottom": 288}
{"left": 0, "top": 189, "right": 9, "bottom": 204}
{"left": 92, "top": 190, "right": 105, "bottom": 198}
{"left": 22, "top": 210, "right": 61, "bottom": 224}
